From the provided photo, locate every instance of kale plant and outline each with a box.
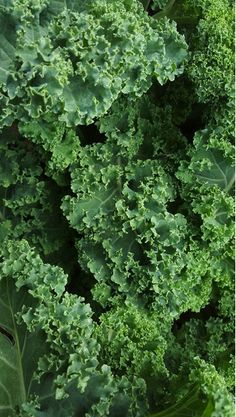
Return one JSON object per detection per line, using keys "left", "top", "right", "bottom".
{"left": 0, "top": 0, "right": 234, "bottom": 416}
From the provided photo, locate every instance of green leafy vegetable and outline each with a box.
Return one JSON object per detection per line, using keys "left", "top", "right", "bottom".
{"left": 0, "top": 0, "right": 234, "bottom": 415}
{"left": 0, "top": 0, "right": 187, "bottom": 129}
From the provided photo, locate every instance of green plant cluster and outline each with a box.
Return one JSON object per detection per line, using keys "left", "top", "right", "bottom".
{"left": 0, "top": 0, "right": 234, "bottom": 416}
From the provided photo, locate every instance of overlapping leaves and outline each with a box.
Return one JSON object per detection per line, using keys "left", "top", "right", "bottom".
{"left": 0, "top": 0, "right": 187, "bottom": 130}
{"left": 0, "top": 240, "right": 148, "bottom": 417}
{"left": 0, "top": 0, "right": 234, "bottom": 416}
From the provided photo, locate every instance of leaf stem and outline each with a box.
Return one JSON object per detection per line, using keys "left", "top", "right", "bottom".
{"left": 117, "top": 156, "right": 123, "bottom": 194}
{"left": 152, "top": 0, "right": 199, "bottom": 26}
{"left": 153, "top": 0, "right": 176, "bottom": 19}
{"left": 7, "top": 281, "right": 27, "bottom": 403}
{"left": 224, "top": 172, "right": 235, "bottom": 193}
{"left": 149, "top": 386, "right": 200, "bottom": 417}
{"left": 144, "top": 0, "right": 151, "bottom": 11}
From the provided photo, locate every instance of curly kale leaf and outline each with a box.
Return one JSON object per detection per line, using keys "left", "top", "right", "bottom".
{"left": 0, "top": 239, "right": 95, "bottom": 396}
{"left": 187, "top": 0, "right": 234, "bottom": 105}
{"left": 0, "top": 0, "right": 187, "bottom": 128}
{"left": 152, "top": 0, "right": 234, "bottom": 113}
{"left": 0, "top": 239, "right": 148, "bottom": 417}
{"left": 94, "top": 293, "right": 234, "bottom": 416}
{"left": 0, "top": 0, "right": 234, "bottom": 415}
{"left": 0, "top": 125, "right": 73, "bottom": 264}
{"left": 62, "top": 96, "right": 217, "bottom": 318}
{"left": 145, "top": 313, "right": 234, "bottom": 416}
{"left": 18, "top": 119, "right": 81, "bottom": 173}
{"left": 189, "top": 359, "right": 234, "bottom": 417}
{"left": 95, "top": 302, "right": 170, "bottom": 378}
{"left": 177, "top": 128, "right": 234, "bottom": 258}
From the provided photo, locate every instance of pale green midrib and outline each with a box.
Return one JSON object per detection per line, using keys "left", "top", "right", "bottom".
{"left": 117, "top": 156, "right": 123, "bottom": 193}
{"left": 0, "top": 189, "right": 7, "bottom": 221}
{"left": 97, "top": 187, "right": 118, "bottom": 207}
{"left": 210, "top": 152, "right": 235, "bottom": 192}
{"left": 149, "top": 387, "right": 200, "bottom": 417}
{"left": 224, "top": 172, "right": 235, "bottom": 193}
{"left": 153, "top": 0, "right": 176, "bottom": 19}
{"left": 7, "top": 281, "right": 27, "bottom": 404}
{"left": 0, "top": 381, "right": 11, "bottom": 402}
{"left": 197, "top": 167, "right": 235, "bottom": 193}
{"left": 0, "top": 405, "right": 13, "bottom": 410}
{"left": 144, "top": 0, "right": 151, "bottom": 11}
{"left": 27, "top": 375, "right": 34, "bottom": 399}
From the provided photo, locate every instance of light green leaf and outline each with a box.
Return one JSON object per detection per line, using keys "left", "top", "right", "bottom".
{"left": 0, "top": 278, "right": 46, "bottom": 416}
{"left": 194, "top": 148, "right": 235, "bottom": 193}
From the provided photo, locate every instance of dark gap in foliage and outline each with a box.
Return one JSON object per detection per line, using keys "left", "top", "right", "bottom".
{"left": 62, "top": 231, "right": 99, "bottom": 307}
{"left": 167, "top": 198, "right": 203, "bottom": 234}
{"left": 148, "top": 79, "right": 166, "bottom": 101}
{"left": 174, "top": 200, "right": 203, "bottom": 232}
{"left": 138, "top": 140, "right": 154, "bottom": 160}
{"left": 0, "top": 326, "right": 15, "bottom": 345}
{"left": 45, "top": 229, "right": 78, "bottom": 275}
{"left": 149, "top": 77, "right": 197, "bottom": 129}
{"left": 66, "top": 258, "right": 107, "bottom": 320}
{"left": 54, "top": 38, "right": 67, "bottom": 49}
{"left": 146, "top": 376, "right": 171, "bottom": 413}
{"left": 76, "top": 122, "right": 106, "bottom": 146}
{"left": 66, "top": 264, "right": 96, "bottom": 300}
{"left": 166, "top": 195, "right": 184, "bottom": 215}
{"left": 188, "top": 214, "right": 203, "bottom": 234}
{"left": 140, "top": 250, "right": 151, "bottom": 266}
{"left": 9, "top": 96, "right": 22, "bottom": 106}
{"left": 140, "top": 0, "right": 162, "bottom": 16}
{"left": 172, "top": 302, "right": 218, "bottom": 332}
{"left": 127, "top": 179, "right": 139, "bottom": 192}
{"left": 179, "top": 103, "right": 206, "bottom": 142}
{"left": 148, "top": 8, "right": 158, "bottom": 16}
{"left": 43, "top": 194, "right": 81, "bottom": 279}
{"left": 67, "top": 51, "right": 78, "bottom": 72}
{"left": 29, "top": 75, "right": 44, "bottom": 87}
{"left": 146, "top": 2, "right": 159, "bottom": 16}
{"left": 47, "top": 186, "right": 83, "bottom": 280}
{"left": 7, "top": 122, "right": 20, "bottom": 141}
{"left": 40, "top": 166, "right": 72, "bottom": 188}
{"left": 90, "top": 300, "right": 106, "bottom": 322}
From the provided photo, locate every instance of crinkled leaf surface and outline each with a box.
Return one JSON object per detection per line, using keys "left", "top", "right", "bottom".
{"left": 0, "top": 0, "right": 187, "bottom": 128}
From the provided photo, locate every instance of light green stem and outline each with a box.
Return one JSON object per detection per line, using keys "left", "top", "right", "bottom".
{"left": 224, "top": 172, "right": 235, "bottom": 193}
{"left": 153, "top": 0, "right": 176, "bottom": 19}
{"left": 7, "top": 282, "right": 27, "bottom": 403}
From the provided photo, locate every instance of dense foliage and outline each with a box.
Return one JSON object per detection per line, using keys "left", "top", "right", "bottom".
{"left": 0, "top": 0, "right": 234, "bottom": 416}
